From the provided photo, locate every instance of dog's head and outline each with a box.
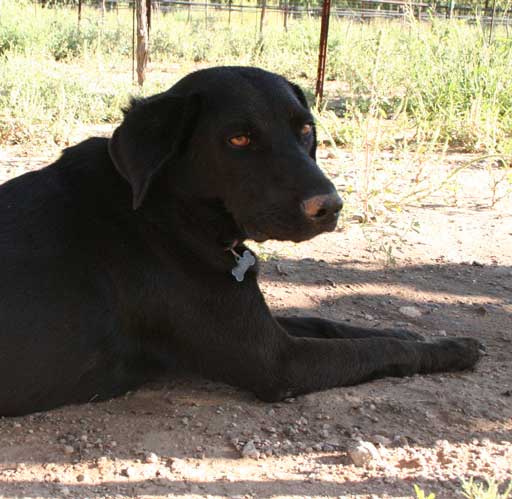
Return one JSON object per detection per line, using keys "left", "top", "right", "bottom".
{"left": 109, "top": 66, "right": 342, "bottom": 243}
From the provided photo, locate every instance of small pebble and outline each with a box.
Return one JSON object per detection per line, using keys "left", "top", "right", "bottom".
{"left": 399, "top": 306, "right": 422, "bottom": 318}
{"left": 240, "top": 440, "right": 260, "bottom": 459}
{"left": 347, "top": 440, "right": 380, "bottom": 467}
{"left": 145, "top": 452, "right": 159, "bottom": 464}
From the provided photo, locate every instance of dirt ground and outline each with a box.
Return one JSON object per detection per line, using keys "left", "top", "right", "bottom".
{"left": 0, "top": 134, "right": 511, "bottom": 499}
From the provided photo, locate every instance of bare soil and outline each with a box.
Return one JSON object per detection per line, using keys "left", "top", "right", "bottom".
{"left": 0, "top": 136, "right": 511, "bottom": 499}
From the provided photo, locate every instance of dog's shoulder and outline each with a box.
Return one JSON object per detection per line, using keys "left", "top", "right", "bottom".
{"left": 59, "top": 136, "right": 110, "bottom": 165}
{"left": 55, "top": 136, "right": 126, "bottom": 200}
{"left": 0, "top": 137, "right": 111, "bottom": 198}
{"left": 0, "top": 136, "right": 129, "bottom": 254}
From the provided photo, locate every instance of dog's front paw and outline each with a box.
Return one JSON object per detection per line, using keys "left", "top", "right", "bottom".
{"left": 431, "top": 337, "right": 485, "bottom": 372}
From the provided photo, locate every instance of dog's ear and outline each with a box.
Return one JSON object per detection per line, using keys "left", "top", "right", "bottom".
{"left": 108, "top": 93, "right": 200, "bottom": 210}
{"left": 288, "top": 81, "right": 317, "bottom": 161}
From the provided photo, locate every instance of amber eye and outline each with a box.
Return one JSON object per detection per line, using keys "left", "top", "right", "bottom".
{"left": 301, "top": 123, "right": 313, "bottom": 135}
{"left": 229, "top": 135, "right": 251, "bottom": 147}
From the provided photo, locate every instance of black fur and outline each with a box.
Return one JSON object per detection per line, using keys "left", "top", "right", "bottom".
{"left": 0, "top": 67, "right": 482, "bottom": 416}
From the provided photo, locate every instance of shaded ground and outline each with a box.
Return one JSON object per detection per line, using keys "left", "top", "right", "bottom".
{"left": 0, "top": 137, "right": 511, "bottom": 499}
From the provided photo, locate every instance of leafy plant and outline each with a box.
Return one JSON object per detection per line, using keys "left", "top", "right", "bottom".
{"left": 414, "top": 484, "right": 436, "bottom": 499}
{"left": 462, "top": 478, "right": 512, "bottom": 499}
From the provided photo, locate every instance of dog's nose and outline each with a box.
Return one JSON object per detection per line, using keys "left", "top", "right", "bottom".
{"left": 301, "top": 193, "right": 343, "bottom": 221}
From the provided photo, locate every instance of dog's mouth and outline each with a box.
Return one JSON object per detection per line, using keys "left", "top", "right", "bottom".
{"left": 243, "top": 226, "right": 269, "bottom": 243}
{"left": 242, "top": 214, "right": 339, "bottom": 244}
{"left": 222, "top": 199, "right": 340, "bottom": 247}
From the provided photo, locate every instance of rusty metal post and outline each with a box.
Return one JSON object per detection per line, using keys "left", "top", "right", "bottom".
{"left": 78, "top": 0, "right": 82, "bottom": 27}
{"left": 260, "top": 0, "right": 267, "bottom": 34}
{"left": 147, "top": 0, "right": 152, "bottom": 32}
{"left": 315, "top": 0, "right": 332, "bottom": 105}
{"left": 132, "top": 0, "right": 136, "bottom": 83}
{"left": 136, "top": 0, "right": 149, "bottom": 87}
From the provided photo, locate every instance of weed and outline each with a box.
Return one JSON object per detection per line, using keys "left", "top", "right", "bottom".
{"left": 462, "top": 478, "right": 512, "bottom": 499}
{"left": 414, "top": 484, "right": 436, "bottom": 499}
{"left": 414, "top": 480, "right": 512, "bottom": 499}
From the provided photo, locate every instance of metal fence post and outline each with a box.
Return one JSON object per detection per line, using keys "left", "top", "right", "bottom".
{"left": 316, "top": 0, "right": 332, "bottom": 105}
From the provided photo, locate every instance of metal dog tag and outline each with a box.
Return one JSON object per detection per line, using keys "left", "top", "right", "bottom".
{"left": 231, "top": 249, "right": 256, "bottom": 282}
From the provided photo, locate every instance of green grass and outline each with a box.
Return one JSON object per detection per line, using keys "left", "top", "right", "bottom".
{"left": 1, "top": 0, "right": 512, "bottom": 151}
{"left": 462, "top": 479, "right": 512, "bottom": 499}
{"left": 415, "top": 479, "right": 512, "bottom": 499}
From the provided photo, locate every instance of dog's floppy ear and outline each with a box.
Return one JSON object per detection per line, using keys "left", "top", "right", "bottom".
{"left": 288, "top": 81, "right": 317, "bottom": 161}
{"left": 108, "top": 93, "right": 200, "bottom": 210}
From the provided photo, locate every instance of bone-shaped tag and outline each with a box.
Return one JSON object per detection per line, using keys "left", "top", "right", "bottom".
{"left": 231, "top": 250, "right": 256, "bottom": 282}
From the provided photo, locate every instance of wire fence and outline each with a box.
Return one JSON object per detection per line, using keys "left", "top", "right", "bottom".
{"left": 31, "top": 0, "right": 512, "bottom": 97}
{"left": 36, "top": 0, "right": 512, "bottom": 26}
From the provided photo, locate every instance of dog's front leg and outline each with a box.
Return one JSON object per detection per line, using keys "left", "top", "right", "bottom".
{"left": 247, "top": 332, "right": 483, "bottom": 401}
{"left": 176, "top": 281, "right": 482, "bottom": 402}
{"left": 275, "top": 316, "right": 425, "bottom": 341}
{"left": 190, "top": 314, "right": 482, "bottom": 402}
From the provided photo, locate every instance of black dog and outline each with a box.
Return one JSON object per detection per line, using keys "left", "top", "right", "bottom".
{"left": 0, "top": 67, "right": 482, "bottom": 416}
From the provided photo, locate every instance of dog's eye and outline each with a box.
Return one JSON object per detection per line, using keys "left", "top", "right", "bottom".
{"left": 301, "top": 123, "right": 313, "bottom": 136}
{"left": 228, "top": 135, "right": 251, "bottom": 148}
